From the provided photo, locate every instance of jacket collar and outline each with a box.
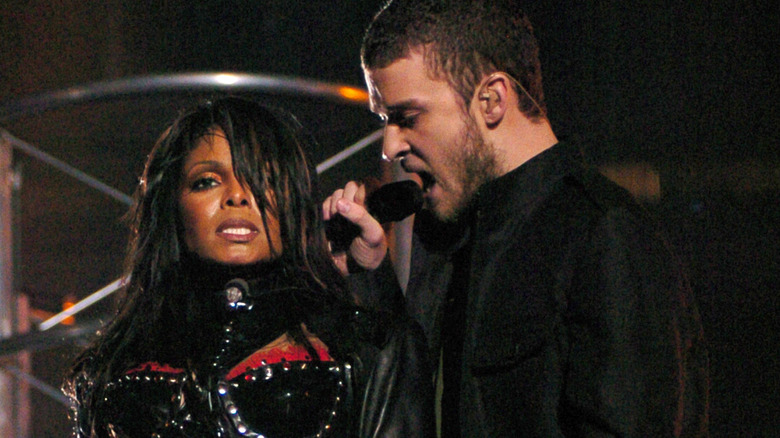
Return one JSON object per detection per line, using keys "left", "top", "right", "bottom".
{"left": 471, "top": 141, "right": 583, "bottom": 235}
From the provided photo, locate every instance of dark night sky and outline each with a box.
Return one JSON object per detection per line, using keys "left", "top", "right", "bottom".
{"left": 1, "top": 1, "right": 778, "bottom": 436}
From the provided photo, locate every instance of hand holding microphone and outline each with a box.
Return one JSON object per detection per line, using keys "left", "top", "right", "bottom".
{"left": 323, "top": 180, "right": 422, "bottom": 273}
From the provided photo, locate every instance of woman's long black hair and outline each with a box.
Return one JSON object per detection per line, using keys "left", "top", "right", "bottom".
{"left": 63, "top": 96, "right": 352, "bottom": 417}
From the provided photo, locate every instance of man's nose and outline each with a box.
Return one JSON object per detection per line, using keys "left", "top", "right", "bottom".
{"left": 381, "top": 125, "right": 410, "bottom": 162}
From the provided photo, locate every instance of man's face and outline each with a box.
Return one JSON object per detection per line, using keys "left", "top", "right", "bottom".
{"left": 366, "top": 50, "right": 498, "bottom": 222}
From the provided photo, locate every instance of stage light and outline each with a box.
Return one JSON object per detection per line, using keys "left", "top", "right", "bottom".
{"left": 214, "top": 73, "right": 241, "bottom": 85}
{"left": 337, "top": 86, "right": 369, "bottom": 102}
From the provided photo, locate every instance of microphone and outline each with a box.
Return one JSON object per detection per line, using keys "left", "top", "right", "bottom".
{"left": 365, "top": 179, "right": 423, "bottom": 223}
{"left": 326, "top": 180, "right": 422, "bottom": 250}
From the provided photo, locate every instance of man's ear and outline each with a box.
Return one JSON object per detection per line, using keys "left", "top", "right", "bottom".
{"left": 476, "top": 74, "right": 509, "bottom": 125}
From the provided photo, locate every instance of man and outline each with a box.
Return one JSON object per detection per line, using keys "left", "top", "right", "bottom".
{"left": 323, "top": 1, "right": 709, "bottom": 436}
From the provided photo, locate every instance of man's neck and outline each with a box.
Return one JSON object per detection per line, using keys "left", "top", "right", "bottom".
{"left": 491, "top": 114, "right": 558, "bottom": 176}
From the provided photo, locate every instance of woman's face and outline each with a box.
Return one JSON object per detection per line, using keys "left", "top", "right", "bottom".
{"left": 178, "top": 128, "right": 282, "bottom": 265}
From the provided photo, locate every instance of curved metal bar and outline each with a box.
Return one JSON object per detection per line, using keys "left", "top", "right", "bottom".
{"left": 0, "top": 72, "right": 369, "bottom": 122}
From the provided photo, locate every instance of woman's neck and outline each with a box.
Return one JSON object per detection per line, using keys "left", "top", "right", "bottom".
{"left": 180, "top": 253, "right": 288, "bottom": 293}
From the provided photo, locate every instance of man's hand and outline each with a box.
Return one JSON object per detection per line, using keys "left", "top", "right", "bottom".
{"left": 322, "top": 181, "right": 388, "bottom": 275}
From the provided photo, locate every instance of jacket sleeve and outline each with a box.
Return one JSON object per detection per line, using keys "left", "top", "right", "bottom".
{"left": 358, "top": 316, "right": 435, "bottom": 438}
{"left": 346, "top": 253, "right": 406, "bottom": 315}
{"left": 562, "top": 202, "right": 709, "bottom": 437}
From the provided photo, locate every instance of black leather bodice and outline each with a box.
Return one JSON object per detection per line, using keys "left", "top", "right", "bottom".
{"left": 98, "top": 359, "right": 354, "bottom": 437}
{"left": 91, "top": 274, "right": 365, "bottom": 437}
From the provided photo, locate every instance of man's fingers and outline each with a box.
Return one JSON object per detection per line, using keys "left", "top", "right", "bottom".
{"left": 322, "top": 196, "right": 333, "bottom": 220}
{"left": 342, "top": 181, "right": 359, "bottom": 201}
{"left": 323, "top": 181, "right": 387, "bottom": 272}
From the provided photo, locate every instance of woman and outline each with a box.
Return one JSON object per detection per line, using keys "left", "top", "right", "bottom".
{"left": 64, "top": 97, "right": 432, "bottom": 437}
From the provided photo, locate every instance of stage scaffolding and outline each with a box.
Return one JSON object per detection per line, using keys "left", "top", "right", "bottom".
{"left": 0, "top": 72, "right": 410, "bottom": 437}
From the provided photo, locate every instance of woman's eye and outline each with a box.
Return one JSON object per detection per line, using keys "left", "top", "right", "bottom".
{"left": 191, "top": 177, "right": 219, "bottom": 191}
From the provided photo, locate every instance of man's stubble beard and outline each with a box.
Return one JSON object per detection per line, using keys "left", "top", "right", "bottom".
{"left": 435, "top": 114, "right": 499, "bottom": 223}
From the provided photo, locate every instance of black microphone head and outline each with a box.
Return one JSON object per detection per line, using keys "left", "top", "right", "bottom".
{"left": 366, "top": 180, "right": 423, "bottom": 223}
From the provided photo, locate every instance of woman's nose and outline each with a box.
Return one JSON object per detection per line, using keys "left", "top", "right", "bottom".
{"left": 223, "top": 178, "right": 251, "bottom": 207}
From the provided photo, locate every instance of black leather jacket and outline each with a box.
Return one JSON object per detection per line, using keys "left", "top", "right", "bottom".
{"left": 73, "top": 273, "right": 433, "bottom": 437}
{"left": 352, "top": 143, "right": 709, "bottom": 436}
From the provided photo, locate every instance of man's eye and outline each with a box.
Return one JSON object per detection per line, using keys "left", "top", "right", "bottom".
{"left": 399, "top": 114, "right": 418, "bottom": 128}
{"left": 191, "top": 177, "right": 219, "bottom": 191}
{"left": 387, "top": 112, "right": 418, "bottom": 129}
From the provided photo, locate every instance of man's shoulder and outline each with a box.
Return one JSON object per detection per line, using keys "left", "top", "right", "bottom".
{"left": 514, "top": 141, "right": 646, "bottom": 226}
{"left": 561, "top": 165, "right": 641, "bottom": 212}
{"left": 546, "top": 163, "right": 646, "bottom": 218}
{"left": 525, "top": 163, "right": 657, "bottom": 249}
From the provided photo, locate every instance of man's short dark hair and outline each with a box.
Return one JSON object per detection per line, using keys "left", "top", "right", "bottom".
{"left": 361, "top": 0, "right": 546, "bottom": 119}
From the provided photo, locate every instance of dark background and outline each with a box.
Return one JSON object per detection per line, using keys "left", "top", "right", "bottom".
{"left": 0, "top": 1, "right": 778, "bottom": 436}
